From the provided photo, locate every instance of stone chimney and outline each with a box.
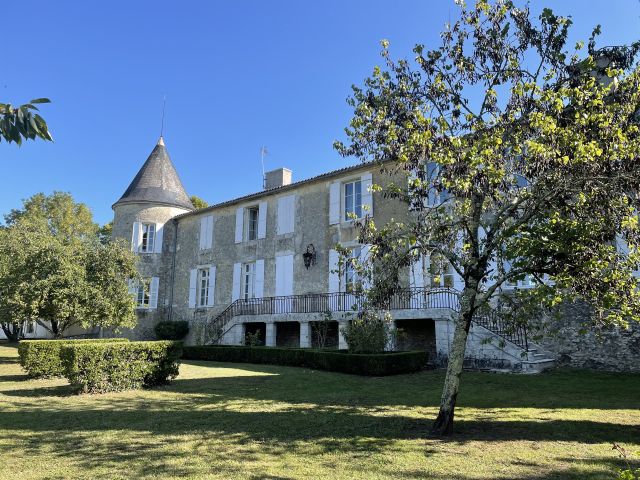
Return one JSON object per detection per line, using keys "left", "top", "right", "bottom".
{"left": 265, "top": 168, "right": 292, "bottom": 189}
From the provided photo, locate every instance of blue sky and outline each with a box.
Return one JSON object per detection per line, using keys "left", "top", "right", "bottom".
{"left": 2, "top": 1, "right": 639, "bottom": 225}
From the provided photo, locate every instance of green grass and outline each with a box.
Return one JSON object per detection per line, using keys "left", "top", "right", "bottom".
{"left": 0, "top": 343, "right": 638, "bottom": 479}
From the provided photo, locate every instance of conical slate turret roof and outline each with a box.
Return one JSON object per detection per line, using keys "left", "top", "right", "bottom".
{"left": 114, "top": 137, "right": 194, "bottom": 210}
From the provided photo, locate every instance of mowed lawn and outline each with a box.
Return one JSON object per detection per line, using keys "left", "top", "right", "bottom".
{"left": 0, "top": 343, "right": 639, "bottom": 480}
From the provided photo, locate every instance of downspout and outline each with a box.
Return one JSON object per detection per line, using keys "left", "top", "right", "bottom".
{"left": 168, "top": 218, "right": 179, "bottom": 322}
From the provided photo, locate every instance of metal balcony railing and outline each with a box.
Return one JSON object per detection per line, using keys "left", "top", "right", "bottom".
{"left": 206, "top": 286, "right": 528, "bottom": 351}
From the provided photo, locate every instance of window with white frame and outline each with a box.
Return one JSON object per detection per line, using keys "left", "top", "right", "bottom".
{"left": 246, "top": 207, "right": 259, "bottom": 241}
{"left": 344, "top": 180, "right": 362, "bottom": 221}
{"left": 140, "top": 223, "right": 156, "bottom": 253}
{"left": 197, "top": 268, "right": 210, "bottom": 307}
{"left": 242, "top": 262, "right": 256, "bottom": 300}
{"left": 344, "top": 247, "right": 363, "bottom": 293}
{"left": 428, "top": 255, "right": 454, "bottom": 288}
{"left": 25, "top": 321, "right": 35, "bottom": 334}
{"left": 136, "top": 279, "right": 151, "bottom": 308}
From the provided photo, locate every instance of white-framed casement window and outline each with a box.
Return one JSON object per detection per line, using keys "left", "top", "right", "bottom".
{"left": 132, "top": 222, "right": 163, "bottom": 254}
{"left": 246, "top": 207, "right": 259, "bottom": 241}
{"left": 188, "top": 266, "right": 216, "bottom": 308}
{"left": 235, "top": 203, "right": 267, "bottom": 243}
{"left": 140, "top": 223, "right": 156, "bottom": 253}
{"left": 131, "top": 277, "right": 159, "bottom": 309}
{"left": 198, "top": 268, "right": 210, "bottom": 307}
{"left": 242, "top": 262, "right": 256, "bottom": 300}
{"left": 25, "top": 321, "right": 35, "bottom": 334}
{"left": 344, "top": 247, "right": 363, "bottom": 293}
{"left": 428, "top": 255, "right": 454, "bottom": 288}
{"left": 344, "top": 180, "right": 362, "bottom": 221}
{"left": 329, "top": 173, "right": 373, "bottom": 225}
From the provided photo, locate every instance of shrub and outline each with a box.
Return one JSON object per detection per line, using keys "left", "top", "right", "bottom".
{"left": 341, "top": 310, "right": 394, "bottom": 353}
{"left": 182, "top": 346, "right": 427, "bottom": 376}
{"left": 18, "top": 338, "right": 129, "bottom": 378}
{"left": 61, "top": 341, "right": 183, "bottom": 393}
{"left": 154, "top": 320, "right": 190, "bottom": 340}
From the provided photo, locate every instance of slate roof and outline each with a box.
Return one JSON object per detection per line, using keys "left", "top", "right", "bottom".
{"left": 113, "top": 137, "right": 194, "bottom": 210}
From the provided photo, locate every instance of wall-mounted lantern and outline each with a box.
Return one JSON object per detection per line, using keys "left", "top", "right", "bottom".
{"left": 303, "top": 244, "right": 317, "bottom": 269}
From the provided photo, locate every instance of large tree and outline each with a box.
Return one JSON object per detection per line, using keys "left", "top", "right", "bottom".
{"left": 336, "top": 1, "right": 640, "bottom": 435}
{"left": 0, "top": 193, "right": 138, "bottom": 339}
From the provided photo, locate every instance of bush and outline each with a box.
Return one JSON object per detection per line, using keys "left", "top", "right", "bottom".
{"left": 18, "top": 338, "right": 129, "bottom": 378}
{"left": 61, "top": 341, "right": 183, "bottom": 393}
{"left": 154, "top": 320, "right": 190, "bottom": 340}
{"left": 182, "top": 346, "right": 427, "bottom": 376}
{"left": 341, "top": 310, "right": 394, "bottom": 353}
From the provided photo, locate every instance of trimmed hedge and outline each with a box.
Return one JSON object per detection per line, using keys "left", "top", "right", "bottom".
{"left": 18, "top": 338, "right": 129, "bottom": 378}
{"left": 182, "top": 346, "right": 427, "bottom": 376}
{"left": 61, "top": 341, "right": 183, "bottom": 393}
{"left": 154, "top": 320, "right": 189, "bottom": 340}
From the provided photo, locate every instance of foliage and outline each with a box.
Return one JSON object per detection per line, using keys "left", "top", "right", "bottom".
{"left": 341, "top": 310, "right": 394, "bottom": 353}
{"left": 154, "top": 321, "right": 190, "bottom": 340}
{"left": 335, "top": 0, "right": 640, "bottom": 435}
{"left": 312, "top": 310, "right": 333, "bottom": 349}
{"left": 0, "top": 192, "right": 138, "bottom": 338}
{"left": 1, "top": 343, "right": 640, "bottom": 479}
{"left": 98, "top": 222, "right": 113, "bottom": 244}
{"left": 18, "top": 338, "right": 129, "bottom": 378}
{"left": 60, "top": 341, "right": 182, "bottom": 393}
{"left": 0, "top": 98, "right": 52, "bottom": 145}
{"left": 244, "top": 330, "right": 263, "bottom": 346}
{"left": 190, "top": 195, "right": 209, "bottom": 209}
{"left": 613, "top": 444, "right": 640, "bottom": 480}
{"left": 182, "top": 345, "right": 427, "bottom": 376}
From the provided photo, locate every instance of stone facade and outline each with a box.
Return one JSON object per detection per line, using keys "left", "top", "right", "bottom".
{"left": 108, "top": 138, "right": 637, "bottom": 373}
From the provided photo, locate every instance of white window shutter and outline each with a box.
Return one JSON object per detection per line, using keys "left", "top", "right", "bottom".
{"left": 207, "top": 266, "right": 216, "bottom": 307}
{"left": 199, "top": 217, "right": 207, "bottom": 249}
{"left": 411, "top": 255, "right": 425, "bottom": 288}
{"left": 209, "top": 216, "right": 215, "bottom": 248}
{"left": 277, "top": 195, "right": 295, "bottom": 235}
{"left": 154, "top": 223, "right": 164, "bottom": 254}
{"left": 361, "top": 172, "right": 373, "bottom": 217}
{"left": 329, "top": 182, "right": 341, "bottom": 225}
{"left": 275, "top": 254, "right": 294, "bottom": 296}
{"left": 254, "top": 259, "right": 265, "bottom": 297}
{"left": 127, "top": 279, "right": 137, "bottom": 296}
{"left": 188, "top": 269, "right": 197, "bottom": 308}
{"left": 232, "top": 263, "right": 242, "bottom": 301}
{"left": 235, "top": 208, "right": 244, "bottom": 243}
{"left": 258, "top": 202, "right": 267, "bottom": 239}
{"left": 131, "top": 222, "right": 141, "bottom": 252}
{"left": 328, "top": 249, "right": 340, "bottom": 293}
{"left": 149, "top": 277, "right": 159, "bottom": 309}
{"left": 200, "top": 216, "right": 214, "bottom": 250}
{"left": 360, "top": 245, "right": 372, "bottom": 290}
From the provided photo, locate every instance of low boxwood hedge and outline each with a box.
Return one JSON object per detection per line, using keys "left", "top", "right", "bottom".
{"left": 154, "top": 320, "right": 189, "bottom": 340}
{"left": 61, "top": 341, "right": 183, "bottom": 393}
{"left": 18, "top": 338, "right": 129, "bottom": 378}
{"left": 182, "top": 346, "right": 427, "bottom": 376}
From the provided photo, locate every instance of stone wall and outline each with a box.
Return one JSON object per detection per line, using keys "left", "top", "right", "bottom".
{"left": 536, "top": 301, "right": 640, "bottom": 372}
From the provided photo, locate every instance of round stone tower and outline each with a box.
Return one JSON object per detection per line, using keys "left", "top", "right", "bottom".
{"left": 112, "top": 137, "right": 194, "bottom": 337}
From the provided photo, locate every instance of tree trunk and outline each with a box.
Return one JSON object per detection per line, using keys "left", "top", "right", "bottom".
{"left": 430, "top": 284, "right": 477, "bottom": 436}
{"left": 1, "top": 322, "right": 22, "bottom": 342}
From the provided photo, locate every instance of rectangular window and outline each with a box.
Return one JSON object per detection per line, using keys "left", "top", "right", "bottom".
{"left": 26, "top": 322, "right": 35, "bottom": 334}
{"left": 198, "top": 268, "right": 210, "bottom": 307}
{"left": 246, "top": 207, "right": 259, "bottom": 241}
{"left": 242, "top": 262, "right": 256, "bottom": 300}
{"left": 140, "top": 224, "right": 156, "bottom": 253}
{"left": 345, "top": 247, "right": 363, "bottom": 293}
{"left": 344, "top": 180, "right": 362, "bottom": 221}
{"left": 136, "top": 279, "right": 151, "bottom": 308}
{"left": 429, "top": 255, "right": 454, "bottom": 288}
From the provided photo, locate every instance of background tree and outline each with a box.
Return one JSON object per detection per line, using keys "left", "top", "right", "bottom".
{"left": 0, "top": 99, "right": 52, "bottom": 145}
{"left": 0, "top": 193, "right": 138, "bottom": 339}
{"left": 336, "top": 0, "right": 640, "bottom": 435}
{"left": 98, "top": 222, "right": 113, "bottom": 244}
{"left": 190, "top": 195, "right": 209, "bottom": 209}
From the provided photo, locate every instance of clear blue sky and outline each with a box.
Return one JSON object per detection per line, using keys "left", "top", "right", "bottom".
{"left": 2, "top": 1, "right": 639, "bottom": 225}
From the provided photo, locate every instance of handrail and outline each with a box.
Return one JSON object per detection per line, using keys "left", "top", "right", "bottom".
{"left": 205, "top": 286, "right": 529, "bottom": 350}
